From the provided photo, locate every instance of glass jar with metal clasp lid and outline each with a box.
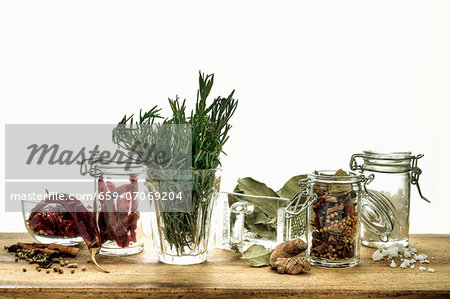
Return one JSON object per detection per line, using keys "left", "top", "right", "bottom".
{"left": 285, "top": 170, "right": 374, "bottom": 268}
{"left": 81, "top": 158, "right": 147, "bottom": 256}
{"left": 349, "top": 151, "right": 429, "bottom": 248}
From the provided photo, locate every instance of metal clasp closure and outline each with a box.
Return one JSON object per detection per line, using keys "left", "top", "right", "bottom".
{"left": 350, "top": 153, "right": 430, "bottom": 203}
{"left": 349, "top": 154, "right": 365, "bottom": 171}
{"left": 80, "top": 158, "right": 104, "bottom": 177}
{"left": 284, "top": 178, "right": 317, "bottom": 218}
{"left": 411, "top": 154, "right": 430, "bottom": 203}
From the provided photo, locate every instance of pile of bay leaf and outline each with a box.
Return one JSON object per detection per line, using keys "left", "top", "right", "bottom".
{"left": 228, "top": 175, "right": 307, "bottom": 241}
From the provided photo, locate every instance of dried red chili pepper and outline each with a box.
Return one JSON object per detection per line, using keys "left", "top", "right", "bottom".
{"left": 97, "top": 177, "right": 113, "bottom": 243}
{"left": 30, "top": 193, "right": 109, "bottom": 273}
{"left": 27, "top": 204, "right": 80, "bottom": 238}
{"left": 97, "top": 177, "right": 130, "bottom": 248}
{"left": 115, "top": 177, "right": 140, "bottom": 243}
{"left": 106, "top": 181, "right": 116, "bottom": 191}
{"left": 124, "top": 212, "right": 137, "bottom": 242}
{"left": 128, "top": 176, "right": 140, "bottom": 242}
{"left": 116, "top": 184, "right": 134, "bottom": 242}
{"left": 115, "top": 183, "right": 133, "bottom": 222}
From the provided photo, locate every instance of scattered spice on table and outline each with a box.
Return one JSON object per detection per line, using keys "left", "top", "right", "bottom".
{"left": 4, "top": 242, "right": 75, "bottom": 268}
{"left": 29, "top": 193, "right": 108, "bottom": 273}
{"left": 4, "top": 242, "right": 92, "bottom": 274}
{"left": 67, "top": 263, "right": 78, "bottom": 268}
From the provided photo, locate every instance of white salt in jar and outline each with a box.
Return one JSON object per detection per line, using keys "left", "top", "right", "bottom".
{"left": 349, "top": 151, "right": 429, "bottom": 248}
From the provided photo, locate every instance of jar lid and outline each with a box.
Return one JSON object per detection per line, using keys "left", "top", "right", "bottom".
{"left": 308, "top": 170, "right": 364, "bottom": 184}
{"left": 309, "top": 170, "right": 397, "bottom": 241}
{"left": 80, "top": 157, "right": 145, "bottom": 177}
{"left": 360, "top": 187, "right": 396, "bottom": 241}
{"left": 350, "top": 151, "right": 430, "bottom": 203}
{"left": 360, "top": 151, "right": 413, "bottom": 173}
{"left": 310, "top": 170, "right": 397, "bottom": 241}
{"left": 284, "top": 170, "right": 363, "bottom": 219}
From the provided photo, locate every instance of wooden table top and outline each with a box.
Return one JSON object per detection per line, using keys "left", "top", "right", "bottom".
{"left": 0, "top": 233, "right": 449, "bottom": 298}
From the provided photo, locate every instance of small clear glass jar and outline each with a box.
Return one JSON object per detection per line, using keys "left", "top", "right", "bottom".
{"left": 304, "top": 171, "right": 364, "bottom": 268}
{"left": 350, "top": 151, "right": 429, "bottom": 248}
{"left": 92, "top": 162, "right": 146, "bottom": 255}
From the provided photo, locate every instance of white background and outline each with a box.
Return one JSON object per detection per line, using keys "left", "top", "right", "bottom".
{"left": 1, "top": 0, "right": 449, "bottom": 233}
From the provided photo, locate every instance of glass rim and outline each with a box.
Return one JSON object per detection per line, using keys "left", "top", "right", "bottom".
{"left": 95, "top": 163, "right": 146, "bottom": 170}
{"left": 94, "top": 163, "right": 146, "bottom": 176}
{"left": 21, "top": 199, "right": 46, "bottom": 203}
{"left": 361, "top": 150, "right": 414, "bottom": 172}
{"left": 145, "top": 166, "right": 222, "bottom": 172}
{"left": 362, "top": 150, "right": 413, "bottom": 160}
{"left": 308, "top": 170, "right": 363, "bottom": 184}
{"left": 221, "top": 191, "right": 289, "bottom": 201}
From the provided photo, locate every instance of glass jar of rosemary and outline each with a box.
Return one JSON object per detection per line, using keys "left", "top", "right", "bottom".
{"left": 146, "top": 167, "right": 222, "bottom": 264}
{"left": 111, "top": 71, "right": 239, "bottom": 264}
{"left": 349, "top": 151, "right": 429, "bottom": 248}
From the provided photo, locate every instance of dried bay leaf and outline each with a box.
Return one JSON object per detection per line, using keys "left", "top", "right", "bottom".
{"left": 227, "top": 178, "right": 280, "bottom": 240}
{"left": 277, "top": 174, "right": 308, "bottom": 201}
{"left": 267, "top": 217, "right": 277, "bottom": 228}
{"left": 245, "top": 208, "right": 277, "bottom": 240}
{"left": 251, "top": 209, "right": 271, "bottom": 225}
{"left": 232, "top": 177, "right": 279, "bottom": 217}
{"left": 227, "top": 175, "right": 307, "bottom": 243}
{"left": 251, "top": 222, "right": 277, "bottom": 241}
{"left": 236, "top": 177, "right": 279, "bottom": 198}
{"left": 241, "top": 244, "right": 273, "bottom": 267}
{"left": 246, "top": 223, "right": 277, "bottom": 240}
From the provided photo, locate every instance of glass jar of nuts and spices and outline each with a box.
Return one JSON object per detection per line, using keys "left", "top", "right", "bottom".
{"left": 286, "top": 169, "right": 367, "bottom": 268}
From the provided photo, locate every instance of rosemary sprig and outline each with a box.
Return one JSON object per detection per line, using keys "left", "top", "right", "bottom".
{"left": 113, "top": 71, "right": 238, "bottom": 254}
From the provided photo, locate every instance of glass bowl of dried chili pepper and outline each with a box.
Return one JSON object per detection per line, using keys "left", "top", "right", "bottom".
{"left": 22, "top": 199, "right": 84, "bottom": 245}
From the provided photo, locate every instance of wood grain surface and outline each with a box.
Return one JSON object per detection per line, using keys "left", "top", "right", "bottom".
{"left": 0, "top": 233, "right": 449, "bottom": 298}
